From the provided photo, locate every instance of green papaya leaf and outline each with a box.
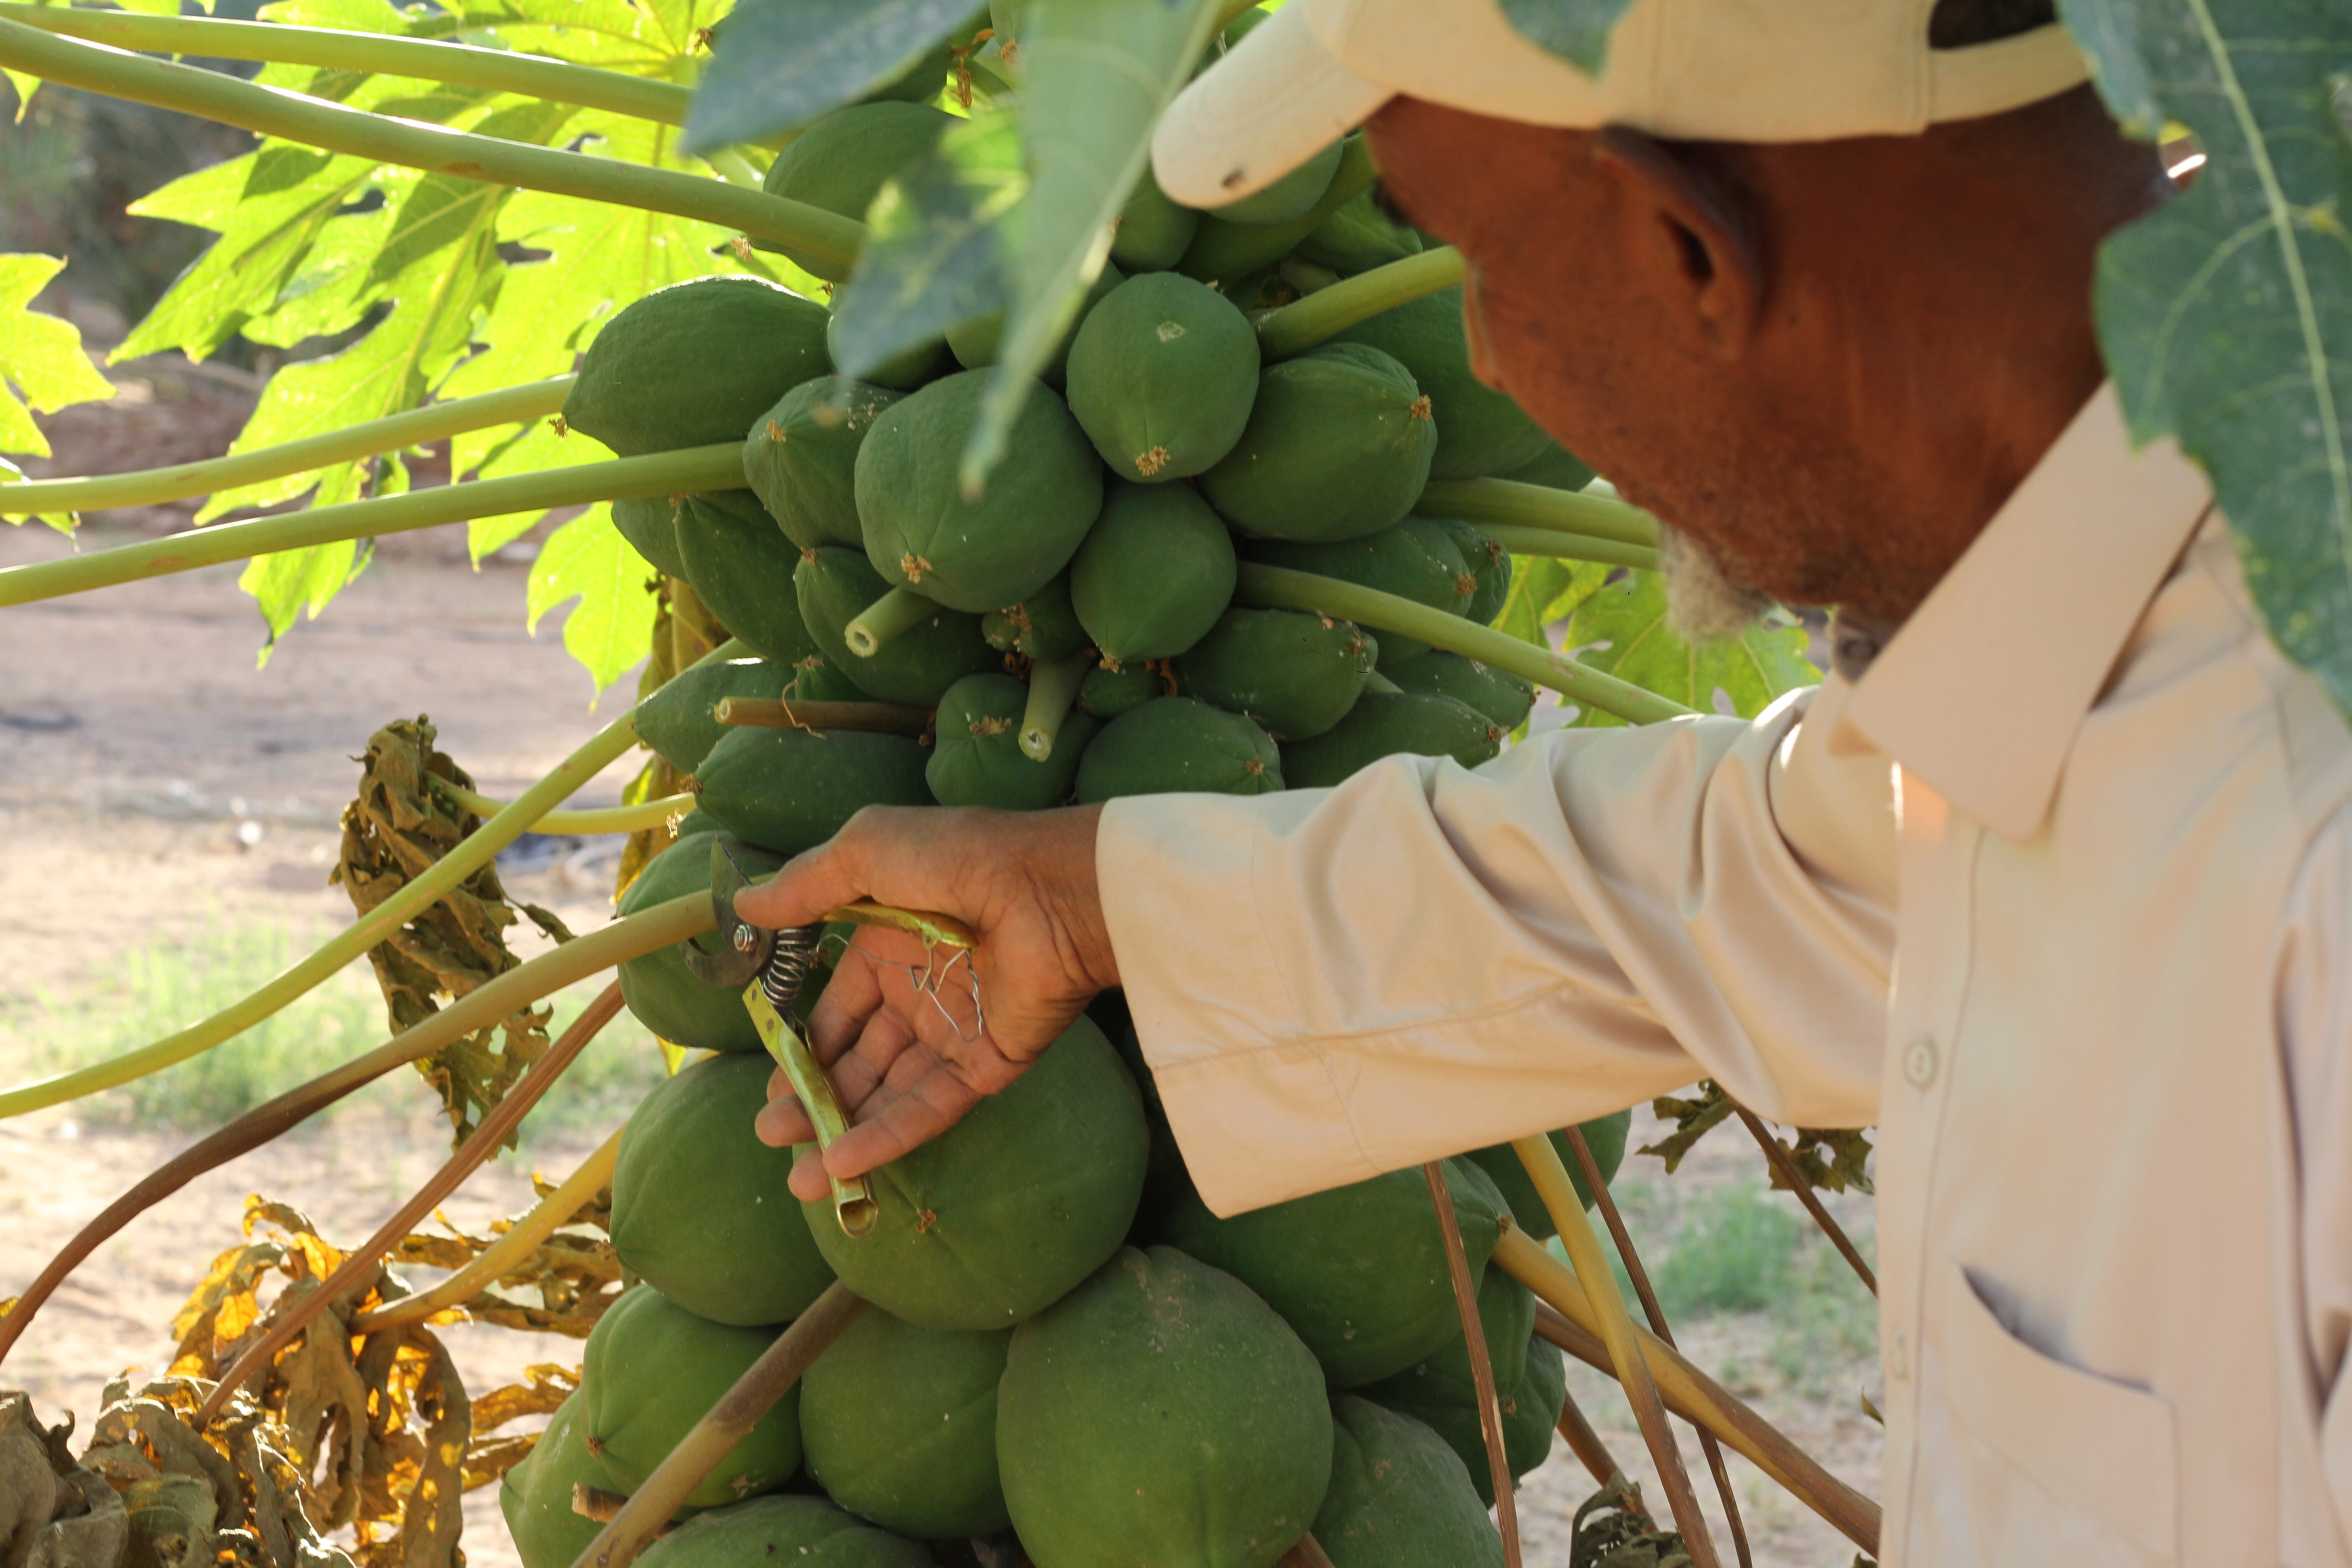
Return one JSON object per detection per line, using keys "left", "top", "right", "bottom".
{"left": 527, "top": 504, "right": 658, "bottom": 699}
{"left": 0, "top": 254, "right": 115, "bottom": 470}
{"left": 1558, "top": 569, "right": 1815, "bottom": 727}
{"left": 1494, "top": 554, "right": 1610, "bottom": 652}
{"left": 684, "top": 0, "right": 975, "bottom": 153}
{"left": 2061, "top": 0, "right": 2352, "bottom": 717}
{"left": 1495, "top": 0, "right": 1635, "bottom": 75}
{"left": 829, "top": 110, "right": 1025, "bottom": 381}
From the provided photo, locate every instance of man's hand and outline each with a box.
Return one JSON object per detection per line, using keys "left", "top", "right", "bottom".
{"left": 738, "top": 802, "right": 1115, "bottom": 1202}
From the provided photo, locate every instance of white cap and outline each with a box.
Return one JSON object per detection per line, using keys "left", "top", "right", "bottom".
{"left": 1153, "top": 0, "right": 2094, "bottom": 209}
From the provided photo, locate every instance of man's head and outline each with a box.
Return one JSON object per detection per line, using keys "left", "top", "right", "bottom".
{"left": 1155, "top": 0, "right": 2174, "bottom": 631}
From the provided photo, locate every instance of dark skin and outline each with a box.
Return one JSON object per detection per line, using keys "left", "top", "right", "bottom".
{"left": 743, "top": 87, "right": 2170, "bottom": 1201}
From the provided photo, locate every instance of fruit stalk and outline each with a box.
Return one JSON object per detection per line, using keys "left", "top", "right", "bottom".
{"left": 0, "top": 377, "right": 574, "bottom": 519}
{"left": 1480, "top": 523, "right": 1661, "bottom": 573}
{"left": 431, "top": 778, "right": 694, "bottom": 835}
{"left": 1253, "top": 247, "right": 1466, "bottom": 361}
{"left": 194, "top": 982, "right": 627, "bottom": 1425}
{"left": 0, "top": 639, "right": 746, "bottom": 1119}
{"left": 1416, "top": 478, "right": 1661, "bottom": 548}
{"left": 0, "top": 894, "right": 712, "bottom": 1365}
{"left": 0, "top": 444, "right": 745, "bottom": 608}
{"left": 1513, "top": 1135, "right": 1721, "bottom": 1568}
{"left": 0, "top": 6, "right": 701, "bottom": 130}
{"left": 1512, "top": 1254, "right": 1881, "bottom": 1555}
{"left": 351, "top": 1120, "right": 627, "bottom": 1333}
{"left": 567, "top": 1280, "right": 866, "bottom": 1568}
{"left": 0, "top": 19, "right": 866, "bottom": 264}
{"left": 713, "top": 696, "right": 935, "bottom": 736}
{"left": 1234, "top": 563, "right": 1691, "bottom": 725}
{"left": 1423, "top": 1160, "right": 1522, "bottom": 1568}
{"left": 843, "top": 585, "right": 946, "bottom": 659}
{"left": 1019, "top": 652, "right": 1089, "bottom": 761}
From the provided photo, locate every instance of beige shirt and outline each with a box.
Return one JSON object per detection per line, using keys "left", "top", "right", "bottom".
{"left": 1099, "top": 385, "right": 2352, "bottom": 1567}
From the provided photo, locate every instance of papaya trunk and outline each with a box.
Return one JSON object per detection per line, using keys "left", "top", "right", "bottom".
{"left": 0, "top": 445, "right": 745, "bottom": 608}
{"left": 0, "top": 19, "right": 864, "bottom": 265}
{"left": 430, "top": 778, "right": 693, "bottom": 835}
{"left": 1480, "top": 523, "right": 1660, "bottom": 573}
{"left": 1019, "top": 653, "right": 1089, "bottom": 761}
{"left": 0, "top": 377, "right": 573, "bottom": 519}
{"left": 844, "top": 585, "right": 946, "bottom": 659}
{"left": 1254, "top": 247, "right": 1466, "bottom": 361}
{"left": 1414, "top": 477, "right": 1660, "bottom": 548}
{"left": 1234, "top": 563, "right": 1691, "bottom": 725}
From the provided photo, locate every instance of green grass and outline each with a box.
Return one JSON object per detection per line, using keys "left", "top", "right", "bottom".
{"left": 0, "top": 917, "right": 669, "bottom": 1151}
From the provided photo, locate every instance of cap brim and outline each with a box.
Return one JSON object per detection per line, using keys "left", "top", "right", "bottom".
{"left": 1151, "top": 1, "right": 1391, "bottom": 212}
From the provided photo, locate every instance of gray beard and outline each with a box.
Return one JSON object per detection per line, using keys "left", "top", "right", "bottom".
{"left": 1657, "top": 526, "right": 1775, "bottom": 644}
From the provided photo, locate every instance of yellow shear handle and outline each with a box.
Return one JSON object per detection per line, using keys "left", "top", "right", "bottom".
{"left": 745, "top": 984, "right": 878, "bottom": 1238}
{"left": 821, "top": 899, "right": 977, "bottom": 950}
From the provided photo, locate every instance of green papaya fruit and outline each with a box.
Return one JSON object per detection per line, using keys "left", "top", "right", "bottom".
{"left": 1242, "top": 521, "right": 1470, "bottom": 668}
{"left": 610, "top": 1054, "right": 836, "bottom": 1328}
{"left": 798, "top": 1309, "right": 1014, "bottom": 1539}
{"left": 617, "top": 832, "right": 782, "bottom": 1053}
{"left": 1497, "top": 438, "right": 1597, "bottom": 494}
{"left": 1155, "top": 1157, "right": 1510, "bottom": 1389}
{"left": 669, "top": 808, "right": 723, "bottom": 840}
{"left": 1370, "top": 1337, "right": 1563, "bottom": 1508}
{"left": 1210, "top": 139, "right": 1343, "bottom": 226}
{"left": 565, "top": 277, "right": 831, "bottom": 457}
{"left": 1461, "top": 1110, "right": 1630, "bottom": 1241}
{"left": 1069, "top": 482, "right": 1236, "bottom": 663}
{"left": 926, "top": 672, "right": 1096, "bottom": 810}
{"left": 1382, "top": 651, "right": 1536, "bottom": 732}
{"left": 1332, "top": 287, "right": 1549, "bottom": 480}
{"left": 634, "top": 1494, "right": 931, "bottom": 1568}
{"left": 863, "top": 36, "right": 955, "bottom": 106}
{"left": 1074, "top": 695, "right": 1283, "bottom": 801}
{"left": 500, "top": 1393, "right": 622, "bottom": 1568}
{"left": 1199, "top": 343, "right": 1435, "bottom": 543}
{"left": 854, "top": 370, "right": 1105, "bottom": 613}
{"left": 1357, "top": 1264, "right": 1535, "bottom": 1412}
{"left": 785, "top": 654, "right": 869, "bottom": 702}
{"left": 1176, "top": 608, "right": 1376, "bottom": 740}
{"left": 795, "top": 546, "right": 999, "bottom": 704}
{"left": 760, "top": 102, "right": 958, "bottom": 281}
{"left": 746, "top": 378, "right": 904, "bottom": 551}
{"left": 1064, "top": 273, "right": 1259, "bottom": 482}
{"left": 693, "top": 724, "right": 934, "bottom": 854}
{"left": 1278, "top": 692, "right": 1502, "bottom": 788}
{"left": 614, "top": 494, "right": 687, "bottom": 577}
{"left": 1313, "top": 1397, "right": 1504, "bottom": 1568}
{"left": 673, "top": 491, "right": 822, "bottom": 665}
{"left": 1420, "top": 516, "right": 1512, "bottom": 624}
{"left": 1076, "top": 661, "right": 1164, "bottom": 719}
{"left": 1294, "top": 189, "right": 1423, "bottom": 275}
{"left": 636, "top": 657, "right": 789, "bottom": 779}
{"left": 583, "top": 1284, "right": 802, "bottom": 1508}
{"left": 945, "top": 265, "right": 1124, "bottom": 387}
{"left": 1109, "top": 166, "right": 1200, "bottom": 271}
{"left": 996, "top": 1247, "right": 1333, "bottom": 1568}
{"left": 981, "top": 572, "right": 1088, "bottom": 662}
{"left": 827, "top": 309, "right": 950, "bottom": 394}
{"left": 803, "top": 1016, "right": 1146, "bottom": 1329}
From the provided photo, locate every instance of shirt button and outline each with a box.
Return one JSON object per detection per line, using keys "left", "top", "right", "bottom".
{"left": 1903, "top": 1033, "right": 1938, "bottom": 1088}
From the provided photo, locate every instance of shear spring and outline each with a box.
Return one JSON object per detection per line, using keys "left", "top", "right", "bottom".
{"left": 759, "top": 922, "right": 826, "bottom": 1021}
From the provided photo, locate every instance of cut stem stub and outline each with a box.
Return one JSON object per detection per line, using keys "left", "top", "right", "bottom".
{"left": 1020, "top": 653, "right": 1090, "bottom": 760}
{"left": 843, "top": 586, "right": 944, "bottom": 659}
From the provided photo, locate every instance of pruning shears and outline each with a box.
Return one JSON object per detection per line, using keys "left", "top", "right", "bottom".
{"left": 681, "top": 837, "right": 977, "bottom": 1239}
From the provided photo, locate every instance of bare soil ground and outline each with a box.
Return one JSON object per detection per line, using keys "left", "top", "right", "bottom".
{"left": 0, "top": 372, "right": 1881, "bottom": 1567}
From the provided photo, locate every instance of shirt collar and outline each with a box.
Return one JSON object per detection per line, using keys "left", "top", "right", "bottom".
{"left": 1835, "top": 383, "right": 2215, "bottom": 843}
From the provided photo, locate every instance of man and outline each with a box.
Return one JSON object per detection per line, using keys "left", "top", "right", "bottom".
{"left": 742, "top": 0, "right": 2352, "bottom": 1559}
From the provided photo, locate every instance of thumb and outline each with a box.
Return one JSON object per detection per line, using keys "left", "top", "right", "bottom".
{"left": 733, "top": 831, "right": 870, "bottom": 932}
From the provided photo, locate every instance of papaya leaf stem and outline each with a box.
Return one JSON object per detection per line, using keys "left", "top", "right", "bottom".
{"left": 1481, "top": 524, "right": 1660, "bottom": 574}
{"left": 1018, "top": 652, "right": 1088, "bottom": 761}
{"left": 712, "top": 696, "right": 935, "bottom": 736}
{"left": 0, "top": 20, "right": 865, "bottom": 265}
{"left": 351, "top": 1120, "right": 626, "bottom": 1334}
{"left": 1509, "top": 1248, "right": 1881, "bottom": 1556}
{"left": 0, "top": 896, "right": 711, "bottom": 1367}
{"left": 1253, "top": 247, "right": 1466, "bottom": 360}
{"left": 0, "top": 376, "right": 573, "bottom": 520}
{"left": 842, "top": 584, "right": 945, "bottom": 659}
{"left": 1424, "top": 1160, "right": 1522, "bottom": 1568}
{"left": 0, "top": 444, "right": 745, "bottom": 608}
{"left": 0, "top": 5, "right": 705, "bottom": 132}
{"left": 429, "top": 777, "right": 693, "bottom": 835}
{"left": 1731, "top": 1106, "right": 1877, "bottom": 1297}
{"left": 1512, "top": 1135, "right": 1721, "bottom": 1568}
{"left": 0, "top": 639, "right": 746, "bottom": 1121}
{"left": 567, "top": 1280, "right": 866, "bottom": 1568}
{"left": 194, "top": 981, "right": 627, "bottom": 1426}
{"left": 1234, "top": 563, "right": 1691, "bottom": 725}
{"left": 1552, "top": 1385, "right": 1629, "bottom": 1493}
{"left": 1415, "top": 477, "right": 1660, "bottom": 548}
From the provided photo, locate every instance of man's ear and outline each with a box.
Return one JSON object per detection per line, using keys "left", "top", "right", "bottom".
{"left": 1592, "top": 127, "right": 1762, "bottom": 356}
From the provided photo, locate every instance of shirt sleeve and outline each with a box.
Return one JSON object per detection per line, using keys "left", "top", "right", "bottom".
{"left": 1097, "top": 679, "right": 1897, "bottom": 1216}
{"left": 2274, "top": 810, "right": 2352, "bottom": 1554}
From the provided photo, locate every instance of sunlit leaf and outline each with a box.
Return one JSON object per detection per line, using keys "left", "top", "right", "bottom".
{"left": 0, "top": 253, "right": 115, "bottom": 464}
{"left": 1558, "top": 570, "right": 1815, "bottom": 727}
{"left": 527, "top": 505, "right": 658, "bottom": 698}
